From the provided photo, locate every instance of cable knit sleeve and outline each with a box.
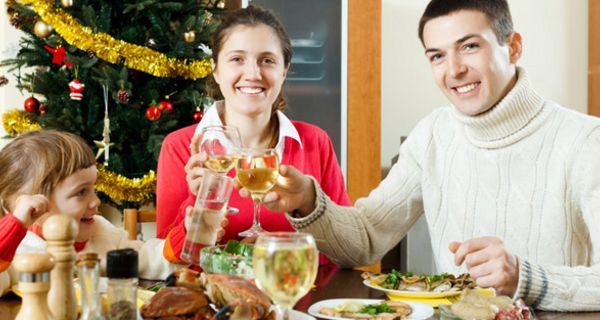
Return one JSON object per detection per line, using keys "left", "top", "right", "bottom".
{"left": 513, "top": 126, "right": 600, "bottom": 311}
{"left": 287, "top": 121, "right": 430, "bottom": 267}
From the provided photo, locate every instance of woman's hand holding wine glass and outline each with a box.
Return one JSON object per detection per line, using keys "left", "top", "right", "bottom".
{"left": 186, "top": 125, "right": 242, "bottom": 215}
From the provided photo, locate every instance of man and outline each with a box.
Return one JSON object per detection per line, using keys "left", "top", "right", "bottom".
{"left": 243, "top": 0, "right": 600, "bottom": 311}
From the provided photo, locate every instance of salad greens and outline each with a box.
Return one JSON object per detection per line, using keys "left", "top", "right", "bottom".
{"left": 358, "top": 302, "right": 396, "bottom": 315}
{"left": 382, "top": 269, "right": 450, "bottom": 289}
{"left": 200, "top": 240, "right": 253, "bottom": 277}
{"left": 222, "top": 239, "right": 253, "bottom": 258}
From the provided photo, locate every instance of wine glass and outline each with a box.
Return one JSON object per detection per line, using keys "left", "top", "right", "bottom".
{"left": 198, "top": 125, "right": 242, "bottom": 214}
{"left": 235, "top": 148, "right": 279, "bottom": 237}
{"left": 253, "top": 232, "right": 319, "bottom": 320}
{"left": 199, "top": 125, "right": 242, "bottom": 174}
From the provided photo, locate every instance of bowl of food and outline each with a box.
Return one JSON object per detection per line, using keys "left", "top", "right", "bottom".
{"left": 200, "top": 240, "right": 253, "bottom": 279}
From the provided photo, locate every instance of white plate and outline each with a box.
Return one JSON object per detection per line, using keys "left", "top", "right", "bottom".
{"left": 363, "top": 279, "right": 462, "bottom": 299}
{"left": 289, "top": 309, "right": 316, "bottom": 320}
{"left": 307, "top": 298, "right": 434, "bottom": 320}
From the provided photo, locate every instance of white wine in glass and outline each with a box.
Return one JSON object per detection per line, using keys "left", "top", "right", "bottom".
{"left": 198, "top": 125, "right": 242, "bottom": 174}
{"left": 204, "top": 155, "right": 237, "bottom": 174}
{"left": 236, "top": 148, "right": 279, "bottom": 237}
{"left": 198, "top": 125, "right": 242, "bottom": 214}
{"left": 253, "top": 232, "right": 318, "bottom": 320}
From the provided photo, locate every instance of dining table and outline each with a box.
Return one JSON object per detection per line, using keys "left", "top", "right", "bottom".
{"left": 295, "top": 265, "right": 599, "bottom": 320}
{"left": 0, "top": 265, "right": 598, "bottom": 319}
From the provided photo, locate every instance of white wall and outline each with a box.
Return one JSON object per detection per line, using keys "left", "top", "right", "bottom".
{"left": 381, "top": 0, "right": 589, "bottom": 167}
{"left": 0, "top": 7, "right": 26, "bottom": 148}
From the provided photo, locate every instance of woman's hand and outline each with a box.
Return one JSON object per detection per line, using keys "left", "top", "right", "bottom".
{"left": 449, "top": 236, "right": 519, "bottom": 296}
{"left": 12, "top": 194, "right": 50, "bottom": 227}
{"left": 184, "top": 206, "right": 229, "bottom": 242}
{"left": 185, "top": 134, "right": 208, "bottom": 195}
{"left": 239, "top": 165, "right": 317, "bottom": 216}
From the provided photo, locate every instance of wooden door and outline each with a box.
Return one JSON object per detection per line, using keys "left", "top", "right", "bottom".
{"left": 348, "top": 0, "right": 381, "bottom": 273}
{"left": 347, "top": 0, "right": 381, "bottom": 202}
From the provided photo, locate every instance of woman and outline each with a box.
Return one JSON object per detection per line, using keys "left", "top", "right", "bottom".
{"left": 157, "top": 6, "right": 350, "bottom": 264}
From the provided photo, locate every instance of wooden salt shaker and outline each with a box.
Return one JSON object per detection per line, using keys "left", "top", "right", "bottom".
{"left": 13, "top": 252, "right": 55, "bottom": 320}
{"left": 43, "top": 214, "right": 79, "bottom": 320}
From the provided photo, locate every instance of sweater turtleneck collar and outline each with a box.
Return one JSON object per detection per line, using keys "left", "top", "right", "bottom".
{"left": 451, "top": 67, "right": 549, "bottom": 149}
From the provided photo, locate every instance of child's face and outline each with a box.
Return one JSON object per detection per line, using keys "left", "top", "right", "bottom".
{"left": 49, "top": 165, "right": 100, "bottom": 242}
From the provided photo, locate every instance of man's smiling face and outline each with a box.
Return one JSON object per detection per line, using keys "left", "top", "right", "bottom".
{"left": 422, "top": 9, "right": 520, "bottom": 116}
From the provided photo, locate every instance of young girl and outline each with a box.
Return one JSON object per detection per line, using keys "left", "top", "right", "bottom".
{"left": 157, "top": 6, "right": 350, "bottom": 265}
{"left": 0, "top": 130, "right": 188, "bottom": 296}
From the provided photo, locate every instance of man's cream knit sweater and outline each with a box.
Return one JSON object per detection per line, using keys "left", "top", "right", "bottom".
{"left": 290, "top": 68, "right": 600, "bottom": 311}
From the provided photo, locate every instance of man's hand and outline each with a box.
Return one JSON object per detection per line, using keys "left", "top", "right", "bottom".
{"left": 239, "top": 165, "right": 316, "bottom": 216}
{"left": 12, "top": 194, "right": 50, "bottom": 227}
{"left": 185, "top": 134, "right": 208, "bottom": 195}
{"left": 449, "top": 236, "right": 519, "bottom": 296}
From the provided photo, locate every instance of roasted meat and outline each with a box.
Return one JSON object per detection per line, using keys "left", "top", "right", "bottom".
{"left": 140, "top": 286, "right": 213, "bottom": 319}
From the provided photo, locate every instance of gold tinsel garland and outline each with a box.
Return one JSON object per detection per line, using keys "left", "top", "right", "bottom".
{"left": 96, "top": 165, "right": 156, "bottom": 203}
{"left": 2, "top": 110, "right": 156, "bottom": 202}
{"left": 18, "top": 0, "right": 212, "bottom": 80}
{"left": 2, "top": 109, "right": 41, "bottom": 135}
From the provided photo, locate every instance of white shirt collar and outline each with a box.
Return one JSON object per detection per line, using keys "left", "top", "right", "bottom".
{"left": 193, "top": 101, "right": 303, "bottom": 159}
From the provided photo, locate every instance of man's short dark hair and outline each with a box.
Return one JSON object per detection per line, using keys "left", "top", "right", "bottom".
{"left": 418, "top": 0, "right": 514, "bottom": 45}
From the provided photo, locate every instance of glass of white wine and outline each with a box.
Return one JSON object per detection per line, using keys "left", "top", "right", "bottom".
{"left": 253, "top": 232, "right": 319, "bottom": 320}
{"left": 198, "top": 125, "right": 242, "bottom": 215}
{"left": 235, "top": 148, "right": 279, "bottom": 237}
{"left": 199, "top": 125, "right": 242, "bottom": 174}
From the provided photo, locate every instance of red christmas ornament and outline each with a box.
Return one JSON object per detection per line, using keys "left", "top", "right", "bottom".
{"left": 24, "top": 97, "right": 40, "bottom": 113}
{"left": 117, "top": 89, "right": 130, "bottom": 104}
{"left": 193, "top": 111, "right": 203, "bottom": 122}
{"left": 44, "top": 45, "right": 72, "bottom": 68}
{"left": 39, "top": 104, "right": 48, "bottom": 115}
{"left": 159, "top": 100, "right": 173, "bottom": 113}
{"left": 69, "top": 79, "right": 86, "bottom": 100}
{"left": 145, "top": 106, "right": 162, "bottom": 121}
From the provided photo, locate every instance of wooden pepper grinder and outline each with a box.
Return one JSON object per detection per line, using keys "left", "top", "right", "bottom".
{"left": 43, "top": 214, "right": 79, "bottom": 320}
{"left": 13, "top": 252, "right": 55, "bottom": 320}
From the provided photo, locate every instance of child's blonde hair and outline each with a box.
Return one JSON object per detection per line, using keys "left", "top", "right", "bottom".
{"left": 0, "top": 130, "right": 96, "bottom": 213}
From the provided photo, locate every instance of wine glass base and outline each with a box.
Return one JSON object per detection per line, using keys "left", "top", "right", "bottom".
{"left": 238, "top": 226, "right": 266, "bottom": 238}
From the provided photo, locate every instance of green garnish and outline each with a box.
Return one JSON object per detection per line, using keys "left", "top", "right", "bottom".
{"left": 222, "top": 239, "right": 253, "bottom": 257}
{"left": 358, "top": 302, "right": 395, "bottom": 315}
{"left": 426, "top": 272, "right": 449, "bottom": 284}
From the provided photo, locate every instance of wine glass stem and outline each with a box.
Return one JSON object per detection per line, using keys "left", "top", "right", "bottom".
{"left": 282, "top": 307, "right": 290, "bottom": 320}
{"left": 252, "top": 198, "right": 262, "bottom": 230}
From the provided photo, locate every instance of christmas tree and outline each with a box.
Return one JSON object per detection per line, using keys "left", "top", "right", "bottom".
{"left": 1, "top": 0, "right": 226, "bottom": 206}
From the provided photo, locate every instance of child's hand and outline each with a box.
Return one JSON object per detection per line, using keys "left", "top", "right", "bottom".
{"left": 12, "top": 194, "right": 50, "bottom": 227}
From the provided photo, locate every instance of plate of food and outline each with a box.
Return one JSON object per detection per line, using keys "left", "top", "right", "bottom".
{"left": 362, "top": 270, "right": 476, "bottom": 299}
{"left": 308, "top": 298, "right": 434, "bottom": 320}
{"left": 438, "top": 289, "right": 534, "bottom": 320}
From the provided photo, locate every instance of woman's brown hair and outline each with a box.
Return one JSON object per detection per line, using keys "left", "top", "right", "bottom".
{"left": 0, "top": 130, "right": 96, "bottom": 213}
{"left": 207, "top": 5, "right": 292, "bottom": 113}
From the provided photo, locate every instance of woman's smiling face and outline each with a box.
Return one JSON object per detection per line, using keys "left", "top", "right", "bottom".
{"left": 211, "top": 23, "right": 288, "bottom": 118}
